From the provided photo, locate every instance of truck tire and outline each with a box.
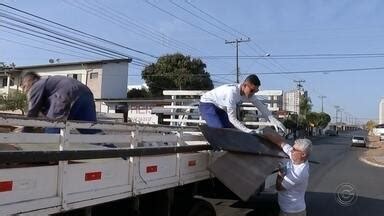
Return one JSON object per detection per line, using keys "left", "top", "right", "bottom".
{"left": 187, "top": 199, "right": 216, "bottom": 216}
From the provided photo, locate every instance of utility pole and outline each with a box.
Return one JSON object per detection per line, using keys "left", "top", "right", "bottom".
{"left": 294, "top": 80, "right": 306, "bottom": 91}
{"left": 319, "top": 96, "right": 326, "bottom": 113}
{"left": 334, "top": 105, "right": 340, "bottom": 123}
{"left": 225, "top": 38, "right": 250, "bottom": 83}
{"left": 339, "top": 108, "right": 344, "bottom": 124}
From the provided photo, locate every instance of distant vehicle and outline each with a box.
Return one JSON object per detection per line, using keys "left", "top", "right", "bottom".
{"left": 351, "top": 136, "right": 366, "bottom": 147}
{"left": 372, "top": 124, "right": 384, "bottom": 141}
{"left": 325, "top": 129, "right": 338, "bottom": 136}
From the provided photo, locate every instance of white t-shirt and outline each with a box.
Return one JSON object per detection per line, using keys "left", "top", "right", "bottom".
{"left": 200, "top": 84, "right": 271, "bottom": 133}
{"left": 278, "top": 144, "right": 309, "bottom": 213}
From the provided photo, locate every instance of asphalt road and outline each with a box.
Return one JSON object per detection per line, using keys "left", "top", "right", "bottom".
{"left": 213, "top": 130, "right": 384, "bottom": 216}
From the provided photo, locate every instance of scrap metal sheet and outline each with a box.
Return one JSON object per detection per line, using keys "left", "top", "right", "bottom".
{"left": 200, "top": 125, "right": 284, "bottom": 157}
{"left": 209, "top": 152, "right": 280, "bottom": 201}
{"left": 200, "top": 125, "right": 284, "bottom": 201}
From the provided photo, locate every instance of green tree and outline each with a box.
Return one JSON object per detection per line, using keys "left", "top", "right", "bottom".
{"left": 283, "top": 113, "right": 298, "bottom": 130}
{"left": 318, "top": 112, "right": 331, "bottom": 128}
{"left": 299, "top": 95, "right": 312, "bottom": 117}
{"left": 306, "top": 111, "right": 331, "bottom": 129}
{"left": 0, "top": 91, "right": 27, "bottom": 115}
{"left": 127, "top": 88, "right": 151, "bottom": 98}
{"left": 306, "top": 112, "right": 320, "bottom": 127}
{"left": 142, "top": 53, "right": 214, "bottom": 96}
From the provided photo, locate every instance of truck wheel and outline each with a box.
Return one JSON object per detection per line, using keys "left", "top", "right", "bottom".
{"left": 187, "top": 199, "right": 216, "bottom": 216}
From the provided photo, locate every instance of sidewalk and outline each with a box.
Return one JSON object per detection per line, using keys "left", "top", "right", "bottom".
{"left": 360, "top": 143, "right": 384, "bottom": 168}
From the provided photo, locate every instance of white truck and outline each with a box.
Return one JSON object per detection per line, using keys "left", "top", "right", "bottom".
{"left": 0, "top": 90, "right": 279, "bottom": 216}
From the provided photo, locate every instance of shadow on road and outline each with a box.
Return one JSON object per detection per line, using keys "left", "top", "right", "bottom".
{"left": 222, "top": 191, "right": 384, "bottom": 216}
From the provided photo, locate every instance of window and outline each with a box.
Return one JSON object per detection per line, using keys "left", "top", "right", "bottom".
{"left": 67, "top": 74, "right": 82, "bottom": 82}
{"left": 0, "top": 77, "right": 7, "bottom": 88}
{"left": 90, "top": 72, "right": 98, "bottom": 79}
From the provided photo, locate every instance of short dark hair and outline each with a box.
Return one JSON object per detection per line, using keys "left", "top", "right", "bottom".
{"left": 21, "top": 71, "right": 41, "bottom": 81}
{"left": 244, "top": 74, "right": 260, "bottom": 86}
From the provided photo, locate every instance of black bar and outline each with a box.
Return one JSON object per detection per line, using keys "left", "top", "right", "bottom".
{"left": 0, "top": 145, "right": 211, "bottom": 163}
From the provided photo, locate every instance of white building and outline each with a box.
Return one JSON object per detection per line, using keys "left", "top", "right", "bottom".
{"left": 255, "top": 90, "right": 283, "bottom": 111}
{"left": 380, "top": 98, "right": 384, "bottom": 124}
{"left": 283, "top": 89, "right": 307, "bottom": 114}
{"left": 1, "top": 58, "right": 131, "bottom": 112}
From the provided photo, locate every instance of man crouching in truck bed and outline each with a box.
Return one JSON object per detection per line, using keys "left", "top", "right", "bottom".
{"left": 261, "top": 128, "right": 312, "bottom": 216}
{"left": 21, "top": 71, "right": 99, "bottom": 134}
{"left": 199, "top": 74, "right": 287, "bottom": 135}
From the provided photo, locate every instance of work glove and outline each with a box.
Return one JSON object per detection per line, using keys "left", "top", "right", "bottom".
{"left": 269, "top": 116, "right": 287, "bottom": 135}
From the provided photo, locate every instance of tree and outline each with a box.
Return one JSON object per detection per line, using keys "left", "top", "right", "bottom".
{"left": 318, "top": 112, "right": 331, "bottom": 128}
{"left": 306, "top": 112, "right": 331, "bottom": 135}
{"left": 299, "top": 95, "right": 312, "bottom": 117}
{"left": 366, "top": 120, "right": 376, "bottom": 134}
{"left": 0, "top": 91, "right": 27, "bottom": 115}
{"left": 127, "top": 88, "right": 151, "bottom": 98}
{"left": 283, "top": 113, "right": 298, "bottom": 131}
{"left": 142, "top": 53, "right": 214, "bottom": 96}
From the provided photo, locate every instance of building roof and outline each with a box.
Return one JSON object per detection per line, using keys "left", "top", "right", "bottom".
{"left": 14, "top": 58, "right": 132, "bottom": 70}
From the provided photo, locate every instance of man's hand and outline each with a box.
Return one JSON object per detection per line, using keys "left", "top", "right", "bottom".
{"left": 269, "top": 117, "right": 287, "bottom": 134}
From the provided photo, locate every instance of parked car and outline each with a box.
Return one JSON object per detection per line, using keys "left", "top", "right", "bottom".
{"left": 325, "top": 129, "right": 338, "bottom": 136}
{"left": 351, "top": 136, "right": 366, "bottom": 147}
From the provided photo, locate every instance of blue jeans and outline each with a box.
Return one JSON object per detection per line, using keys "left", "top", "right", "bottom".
{"left": 45, "top": 93, "right": 101, "bottom": 134}
{"left": 199, "top": 102, "right": 234, "bottom": 128}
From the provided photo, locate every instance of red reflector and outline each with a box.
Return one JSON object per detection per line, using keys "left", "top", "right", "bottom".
{"left": 85, "top": 172, "right": 102, "bottom": 181}
{"left": 188, "top": 160, "right": 197, "bottom": 167}
{"left": 0, "top": 181, "right": 13, "bottom": 192}
{"left": 146, "top": 165, "right": 158, "bottom": 173}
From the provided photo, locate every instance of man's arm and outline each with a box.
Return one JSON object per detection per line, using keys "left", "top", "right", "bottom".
{"left": 22, "top": 81, "right": 45, "bottom": 133}
{"left": 26, "top": 81, "right": 45, "bottom": 118}
{"left": 227, "top": 106, "right": 253, "bottom": 133}
{"left": 259, "top": 127, "right": 286, "bottom": 148}
{"left": 250, "top": 97, "right": 287, "bottom": 134}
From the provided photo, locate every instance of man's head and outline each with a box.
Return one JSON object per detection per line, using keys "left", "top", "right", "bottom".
{"left": 21, "top": 71, "right": 41, "bottom": 93}
{"left": 291, "top": 138, "right": 312, "bottom": 164}
{"left": 241, "top": 74, "right": 260, "bottom": 98}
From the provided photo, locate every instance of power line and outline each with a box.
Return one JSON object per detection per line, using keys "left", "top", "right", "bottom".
{"left": 0, "top": 3, "right": 157, "bottom": 59}
{"left": 127, "top": 65, "right": 384, "bottom": 76}
{"left": 170, "top": 0, "right": 239, "bottom": 38}
{"left": 184, "top": 0, "right": 249, "bottom": 39}
{"left": 68, "top": 0, "right": 196, "bottom": 55}
{"left": 0, "top": 23, "right": 120, "bottom": 59}
{"left": 144, "top": 0, "right": 227, "bottom": 41}
{"left": 225, "top": 38, "right": 251, "bottom": 83}
{"left": 0, "top": 12, "right": 137, "bottom": 59}
{"left": 0, "top": 36, "right": 98, "bottom": 60}
{"left": 89, "top": 0, "right": 202, "bottom": 55}
{"left": 1, "top": 29, "right": 100, "bottom": 60}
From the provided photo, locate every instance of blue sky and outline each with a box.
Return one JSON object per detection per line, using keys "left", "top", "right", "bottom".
{"left": 1, "top": 0, "right": 384, "bottom": 123}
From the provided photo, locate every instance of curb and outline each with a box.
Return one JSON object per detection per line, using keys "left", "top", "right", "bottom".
{"left": 359, "top": 156, "right": 384, "bottom": 168}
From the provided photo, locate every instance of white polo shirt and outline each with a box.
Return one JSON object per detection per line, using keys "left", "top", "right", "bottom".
{"left": 278, "top": 144, "right": 309, "bottom": 213}
{"left": 200, "top": 84, "right": 271, "bottom": 133}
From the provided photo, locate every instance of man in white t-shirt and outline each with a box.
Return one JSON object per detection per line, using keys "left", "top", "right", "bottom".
{"left": 276, "top": 138, "right": 312, "bottom": 216}
{"left": 199, "top": 74, "right": 287, "bottom": 134}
